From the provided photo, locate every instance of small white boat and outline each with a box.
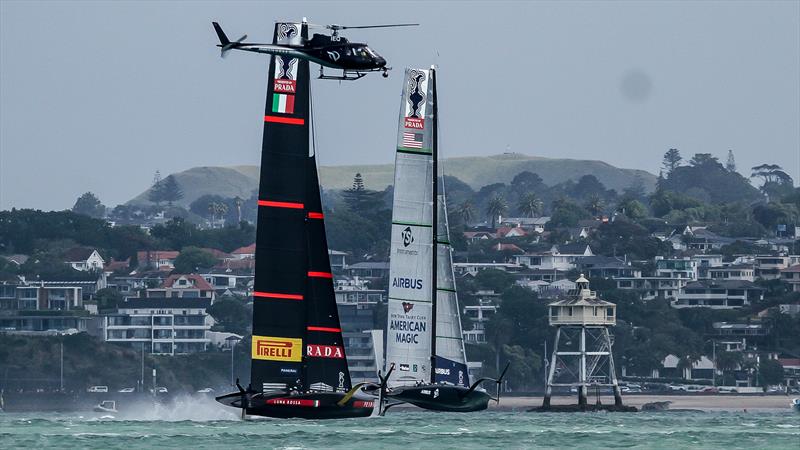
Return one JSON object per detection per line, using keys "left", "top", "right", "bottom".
{"left": 792, "top": 398, "right": 800, "bottom": 413}
{"left": 93, "top": 400, "right": 118, "bottom": 413}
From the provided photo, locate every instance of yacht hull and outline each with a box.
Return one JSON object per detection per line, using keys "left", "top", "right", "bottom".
{"left": 216, "top": 391, "right": 375, "bottom": 419}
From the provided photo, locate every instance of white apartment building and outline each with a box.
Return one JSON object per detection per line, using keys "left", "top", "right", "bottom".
{"left": 104, "top": 298, "right": 213, "bottom": 355}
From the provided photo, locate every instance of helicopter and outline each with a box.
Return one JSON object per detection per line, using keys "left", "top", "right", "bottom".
{"left": 212, "top": 20, "right": 417, "bottom": 80}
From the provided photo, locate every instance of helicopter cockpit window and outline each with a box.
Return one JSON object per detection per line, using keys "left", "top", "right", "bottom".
{"left": 364, "top": 47, "right": 378, "bottom": 58}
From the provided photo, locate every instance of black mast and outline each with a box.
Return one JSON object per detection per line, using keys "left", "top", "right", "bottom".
{"left": 429, "top": 67, "right": 438, "bottom": 384}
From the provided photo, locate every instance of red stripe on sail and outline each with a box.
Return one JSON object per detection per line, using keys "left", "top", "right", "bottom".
{"left": 307, "top": 326, "right": 342, "bottom": 333}
{"left": 307, "top": 271, "right": 333, "bottom": 278}
{"left": 307, "top": 212, "right": 324, "bottom": 219}
{"left": 258, "top": 200, "right": 305, "bottom": 209}
{"left": 253, "top": 291, "right": 303, "bottom": 300}
{"left": 264, "top": 115, "right": 305, "bottom": 125}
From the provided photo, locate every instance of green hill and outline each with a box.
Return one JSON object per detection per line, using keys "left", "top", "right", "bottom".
{"left": 127, "top": 153, "right": 656, "bottom": 207}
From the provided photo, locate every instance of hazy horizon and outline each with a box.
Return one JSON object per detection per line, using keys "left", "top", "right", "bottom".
{"left": 1, "top": 1, "right": 798, "bottom": 210}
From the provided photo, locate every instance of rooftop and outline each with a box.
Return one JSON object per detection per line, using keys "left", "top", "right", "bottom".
{"left": 119, "top": 298, "right": 212, "bottom": 310}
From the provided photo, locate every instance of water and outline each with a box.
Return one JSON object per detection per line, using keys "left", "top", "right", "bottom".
{"left": 1, "top": 398, "right": 797, "bottom": 449}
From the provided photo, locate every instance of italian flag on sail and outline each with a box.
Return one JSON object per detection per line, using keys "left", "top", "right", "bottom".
{"left": 272, "top": 93, "right": 295, "bottom": 114}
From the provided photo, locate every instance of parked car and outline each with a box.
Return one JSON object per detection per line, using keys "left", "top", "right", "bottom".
{"left": 118, "top": 387, "right": 135, "bottom": 393}
{"left": 196, "top": 387, "right": 215, "bottom": 393}
{"left": 718, "top": 386, "right": 739, "bottom": 394}
{"left": 621, "top": 386, "right": 642, "bottom": 393}
{"left": 87, "top": 386, "right": 108, "bottom": 393}
{"left": 149, "top": 387, "right": 168, "bottom": 394}
{"left": 700, "top": 386, "right": 719, "bottom": 394}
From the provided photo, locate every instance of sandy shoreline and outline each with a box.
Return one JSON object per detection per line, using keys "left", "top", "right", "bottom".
{"left": 486, "top": 394, "right": 795, "bottom": 412}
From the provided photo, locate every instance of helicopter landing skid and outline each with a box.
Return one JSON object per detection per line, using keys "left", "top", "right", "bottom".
{"left": 318, "top": 67, "right": 367, "bottom": 81}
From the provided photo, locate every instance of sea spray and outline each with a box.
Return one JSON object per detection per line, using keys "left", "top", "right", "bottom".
{"left": 115, "top": 394, "right": 238, "bottom": 421}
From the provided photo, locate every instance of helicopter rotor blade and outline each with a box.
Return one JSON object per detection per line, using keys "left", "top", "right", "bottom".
{"left": 337, "top": 23, "right": 419, "bottom": 30}
{"left": 312, "top": 23, "right": 419, "bottom": 31}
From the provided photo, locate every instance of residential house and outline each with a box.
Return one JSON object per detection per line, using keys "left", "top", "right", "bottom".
{"left": 614, "top": 276, "right": 687, "bottom": 300}
{"left": 328, "top": 250, "right": 348, "bottom": 270}
{"left": 462, "top": 300, "right": 496, "bottom": 344}
{"left": 491, "top": 243, "right": 524, "bottom": 254}
{"left": 104, "top": 298, "right": 213, "bottom": 354}
{"left": 136, "top": 250, "right": 180, "bottom": 270}
{"left": 2, "top": 254, "right": 29, "bottom": 267}
{"left": 672, "top": 280, "right": 764, "bottom": 309}
{"left": 463, "top": 230, "right": 496, "bottom": 242}
{"left": 708, "top": 264, "right": 756, "bottom": 282}
{"left": 230, "top": 244, "right": 256, "bottom": 260}
{"left": 495, "top": 226, "right": 528, "bottom": 239}
{"left": 0, "top": 281, "right": 92, "bottom": 334}
{"left": 63, "top": 247, "right": 105, "bottom": 272}
{"left": 343, "top": 330, "right": 384, "bottom": 384}
{"left": 577, "top": 256, "right": 642, "bottom": 279}
{"left": 755, "top": 255, "right": 799, "bottom": 280}
{"left": 346, "top": 262, "right": 390, "bottom": 279}
{"left": 686, "top": 229, "right": 736, "bottom": 253}
{"left": 657, "top": 355, "right": 715, "bottom": 380}
{"left": 201, "top": 272, "right": 253, "bottom": 297}
{"left": 692, "top": 254, "right": 724, "bottom": 279}
{"left": 499, "top": 217, "right": 550, "bottom": 234}
{"left": 655, "top": 257, "right": 698, "bottom": 280}
{"left": 514, "top": 244, "right": 594, "bottom": 271}
{"left": 144, "top": 274, "right": 216, "bottom": 301}
{"left": 780, "top": 264, "right": 800, "bottom": 292}
{"left": 335, "top": 277, "right": 385, "bottom": 356}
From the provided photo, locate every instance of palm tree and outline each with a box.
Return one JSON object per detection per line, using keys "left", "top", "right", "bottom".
{"left": 215, "top": 202, "right": 229, "bottom": 224}
{"left": 486, "top": 195, "right": 508, "bottom": 229}
{"left": 207, "top": 201, "right": 218, "bottom": 223}
{"left": 234, "top": 196, "right": 243, "bottom": 223}
{"left": 585, "top": 194, "right": 605, "bottom": 217}
{"left": 517, "top": 192, "right": 543, "bottom": 218}
{"left": 455, "top": 200, "right": 475, "bottom": 225}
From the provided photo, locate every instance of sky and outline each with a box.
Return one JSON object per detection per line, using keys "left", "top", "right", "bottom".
{"left": 1, "top": 0, "right": 798, "bottom": 211}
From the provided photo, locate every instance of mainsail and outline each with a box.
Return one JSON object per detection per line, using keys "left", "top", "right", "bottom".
{"left": 250, "top": 21, "right": 351, "bottom": 395}
{"left": 385, "top": 67, "right": 469, "bottom": 388}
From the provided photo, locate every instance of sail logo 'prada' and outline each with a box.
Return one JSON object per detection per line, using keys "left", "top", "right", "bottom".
{"left": 404, "top": 68, "right": 427, "bottom": 130}
{"left": 306, "top": 344, "right": 344, "bottom": 359}
{"left": 252, "top": 335, "right": 302, "bottom": 362}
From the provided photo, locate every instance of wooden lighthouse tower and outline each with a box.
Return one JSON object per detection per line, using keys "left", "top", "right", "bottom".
{"left": 542, "top": 275, "right": 626, "bottom": 410}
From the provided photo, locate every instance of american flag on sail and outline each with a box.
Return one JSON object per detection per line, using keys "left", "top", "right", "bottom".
{"left": 402, "top": 132, "right": 424, "bottom": 149}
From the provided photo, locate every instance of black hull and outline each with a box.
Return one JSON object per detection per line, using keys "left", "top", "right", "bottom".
{"left": 388, "top": 384, "right": 492, "bottom": 412}
{"left": 215, "top": 391, "right": 375, "bottom": 419}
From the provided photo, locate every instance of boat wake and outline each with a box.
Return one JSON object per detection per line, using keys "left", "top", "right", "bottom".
{"left": 115, "top": 394, "right": 239, "bottom": 421}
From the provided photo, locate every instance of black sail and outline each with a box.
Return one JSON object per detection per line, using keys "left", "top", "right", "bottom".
{"left": 304, "top": 156, "right": 352, "bottom": 392}
{"left": 250, "top": 22, "right": 311, "bottom": 393}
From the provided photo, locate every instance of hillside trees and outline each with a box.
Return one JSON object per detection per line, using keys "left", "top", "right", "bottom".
{"left": 173, "top": 246, "right": 217, "bottom": 273}
{"left": 72, "top": 192, "right": 106, "bottom": 218}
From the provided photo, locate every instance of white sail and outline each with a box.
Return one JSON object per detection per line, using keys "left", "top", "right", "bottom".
{"left": 386, "top": 68, "right": 434, "bottom": 387}
{"left": 434, "top": 194, "right": 470, "bottom": 387}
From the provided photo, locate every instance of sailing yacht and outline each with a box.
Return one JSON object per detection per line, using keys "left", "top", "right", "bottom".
{"left": 382, "top": 67, "right": 505, "bottom": 413}
{"left": 215, "top": 21, "right": 376, "bottom": 419}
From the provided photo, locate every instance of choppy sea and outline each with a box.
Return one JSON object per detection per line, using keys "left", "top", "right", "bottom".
{"left": 1, "top": 397, "right": 797, "bottom": 449}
